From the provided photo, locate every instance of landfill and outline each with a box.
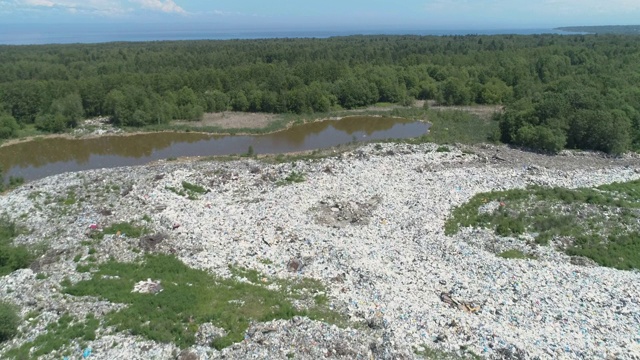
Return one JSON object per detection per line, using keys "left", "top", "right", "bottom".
{"left": 1, "top": 142, "right": 640, "bottom": 359}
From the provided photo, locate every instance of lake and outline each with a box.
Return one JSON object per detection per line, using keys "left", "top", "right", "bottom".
{"left": 0, "top": 116, "right": 429, "bottom": 182}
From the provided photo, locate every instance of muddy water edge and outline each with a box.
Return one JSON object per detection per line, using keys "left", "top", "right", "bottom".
{"left": 0, "top": 116, "right": 429, "bottom": 182}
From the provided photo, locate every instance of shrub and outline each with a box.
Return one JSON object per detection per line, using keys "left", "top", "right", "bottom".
{"left": 0, "top": 114, "right": 19, "bottom": 139}
{"left": 498, "top": 249, "right": 534, "bottom": 260}
{"left": 0, "top": 217, "right": 35, "bottom": 276}
{"left": 0, "top": 301, "right": 20, "bottom": 342}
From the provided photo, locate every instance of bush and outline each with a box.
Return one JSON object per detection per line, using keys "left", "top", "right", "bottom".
{"left": 0, "top": 114, "right": 19, "bottom": 139}
{"left": 0, "top": 217, "right": 35, "bottom": 276}
{"left": 515, "top": 125, "right": 566, "bottom": 153}
{"left": 0, "top": 301, "right": 20, "bottom": 342}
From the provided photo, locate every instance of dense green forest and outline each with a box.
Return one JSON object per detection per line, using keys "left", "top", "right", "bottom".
{"left": 1, "top": 34, "right": 639, "bottom": 154}
{"left": 557, "top": 25, "right": 640, "bottom": 35}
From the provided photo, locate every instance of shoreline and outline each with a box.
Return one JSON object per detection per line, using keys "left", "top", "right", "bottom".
{"left": 0, "top": 113, "right": 425, "bottom": 150}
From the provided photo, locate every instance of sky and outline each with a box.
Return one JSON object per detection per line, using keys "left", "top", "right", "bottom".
{"left": 0, "top": 0, "right": 639, "bottom": 30}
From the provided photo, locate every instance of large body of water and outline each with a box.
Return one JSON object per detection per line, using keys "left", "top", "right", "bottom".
{"left": 0, "top": 25, "right": 578, "bottom": 45}
{"left": 0, "top": 116, "right": 429, "bottom": 182}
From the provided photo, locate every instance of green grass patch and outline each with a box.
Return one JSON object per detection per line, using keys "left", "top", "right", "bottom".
{"left": 498, "top": 249, "right": 536, "bottom": 260}
{"left": 277, "top": 171, "right": 306, "bottom": 186}
{"left": 90, "top": 221, "right": 147, "bottom": 241}
{"left": 182, "top": 181, "right": 208, "bottom": 194}
{"left": 0, "top": 301, "right": 20, "bottom": 343}
{"left": 389, "top": 108, "right": 499, "bottom": 145}
{"left": 64, "top": 254, "right": 346, "bottom": 350}
{"left": 166, "top": 181, "right": 208, "bottom": 200}
{"left": 414, "top": 344, "right": 482, "bottom": 359}
{"left": 0, "top": 217, "right": 38, "bottom": 277}
{"left": 4, "top": 313, "right": 99, "bottom": 359}
{"left": 445, "top": 179, "right": 640, "bottom": 270}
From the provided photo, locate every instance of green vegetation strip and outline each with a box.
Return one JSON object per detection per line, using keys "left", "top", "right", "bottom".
{"left": 5, "top": 313, "right": 99, "bottom": 360}
{"left": 64, "top": 254, "right": 345, "bottom": 349}
{"left": 0, "top": 301, "right": 20, "bottom": 343}
{"left": 445, "top": 179, "right": 640, "bottom": 270}
{"left": 0, "top": 217, "right": 35, "bottom": 276}
{"left": 89, "top": 221, "right": 147, "bottom": 240}
{"left": 166, "top": 181, "right": 209, "bottom": 200}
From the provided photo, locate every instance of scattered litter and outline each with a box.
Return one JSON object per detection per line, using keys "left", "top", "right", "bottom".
{"left": 132, "top": 279, "right": 163, "bottom": 294}
{"left": 440, "top": 292, "right": 481, "bottom": 313}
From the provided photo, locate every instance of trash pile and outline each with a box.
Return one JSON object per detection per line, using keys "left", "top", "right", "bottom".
{"left": 1, "top": 142, "right": 640, "bottom": 359}
{"left": 132, "top": 279, "right": 163, "bottom": 294}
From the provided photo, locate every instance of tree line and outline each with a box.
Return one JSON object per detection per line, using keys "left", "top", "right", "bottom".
{"left": 0, "top": 34, "right": 639, "bottom": 153}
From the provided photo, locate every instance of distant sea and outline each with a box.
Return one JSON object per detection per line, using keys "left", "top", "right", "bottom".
{"left": 0, "top": 25, "right": 580, "bottom": 45}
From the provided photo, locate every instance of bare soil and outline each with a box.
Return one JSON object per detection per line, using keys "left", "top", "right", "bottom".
{"left": 428, "top": 102, "right": 504, "bottom": 119}
{"left": 172, "top": 112, "right": 278, "bottom": 129}
{"left": 466, "top": 143, "right": 640, "bottom": 171}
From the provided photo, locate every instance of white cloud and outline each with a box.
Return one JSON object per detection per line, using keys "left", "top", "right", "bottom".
{"left": 8, "top": 0, "right": 126, "bottom": 14}
{"left": 23, "top": 0, "right": 55, "bottom": 6}
{"left": 3, "top": 0, "right": 187, "bottom": 15}
{"left": 131, "top": 0, "right": 186, "bottom": 14}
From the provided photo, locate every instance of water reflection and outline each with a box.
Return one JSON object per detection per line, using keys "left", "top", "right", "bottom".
{"left": 0, "top": 116, "right": 429, "bottom": 181}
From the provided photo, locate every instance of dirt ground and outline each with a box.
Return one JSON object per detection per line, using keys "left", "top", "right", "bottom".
{"left": 466, "top": 143, "right": 640, "bottom": 171}
{"left": 172, "top": 112, "right": 278, "bottom": 129}
{"left": 428, "top": 102, "right": 504, "bottom": 119}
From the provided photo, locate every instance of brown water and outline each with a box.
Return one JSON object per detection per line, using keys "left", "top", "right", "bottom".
{"left": 0, "top": 116, "right": 429, "bottom": 182}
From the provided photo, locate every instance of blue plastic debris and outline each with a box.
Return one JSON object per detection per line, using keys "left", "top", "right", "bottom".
{"left": 83, "top": 347, "right": 92, "bottom": 358}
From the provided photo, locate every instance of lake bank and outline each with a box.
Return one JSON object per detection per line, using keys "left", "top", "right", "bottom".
{"left": 0, "top": 115, "right": 430, "bottom": 182}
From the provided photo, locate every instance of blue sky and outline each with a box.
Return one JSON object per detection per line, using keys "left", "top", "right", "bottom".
{"left": 0, "top": 0, "right": 639, "bottom": 29}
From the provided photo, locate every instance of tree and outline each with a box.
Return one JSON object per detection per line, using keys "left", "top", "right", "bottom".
{"left": 515, "top": 124, "right": 566, "bottom": 153}
{"left": 477, "top": 79, "right": 512, "bottom": 104}
{"left": 230, "top": 90, "right": 249, "bottom": 112}
{"left": 104, "top": 89, "right": 134, "bottom": 126}
{"left": 204, "top": 90, "right": 229, "bottom": 113}
{"left": 568, "top": 110, "right": 631, "bottom": 154}
{"left": 0, "top": 114, "right": 19, "bottom": 139}
{"left": 335, "top": 77, "right": 378, "bottom": 109}
{"left": 49, "top": 93, "right": 84, "bottom": 128}
{"left": 437, "top": 78, "right": 472, "bottom": 105}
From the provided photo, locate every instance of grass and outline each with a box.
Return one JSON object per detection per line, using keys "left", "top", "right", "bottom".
{"left": 0, "top": 301, "right": 20, "bottom": 343}
{"left": 0, "top": 217, "right": 38, "bottom": 276}
{"left": 390, "top": 108, "right": 499, "bottom": 145}
{"left": 4, "top": 313, "right": 99, "bottom": 359}
{"left": 64, "top": 254, "right": 347, "bottom": 350}
{"left": 414, "top": 344, "right": 482, "bottom": 359}
{"left": 0, "top": 165, "right": 25, "bottom": 193}
{"left": 89, "top": 221, "right": 147, "bottom": 240}
{"left": 498, "top": 249, "right": 536, "bottom": 260}
{"left": 276, "top": 171, "right": 306, "bottom": 186}
{"left": 166, "top": 181, "right": 209, "bottom": 200}
{"left": 445, "top": 179, "right": 640, "bottom": 270}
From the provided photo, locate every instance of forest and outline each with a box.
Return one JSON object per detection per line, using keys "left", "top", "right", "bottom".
{"left": 0, "top": 33, "right": 639, "bottom": 154}
{"left": 556, "top": 25, "right": 640, "bottom": 35}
